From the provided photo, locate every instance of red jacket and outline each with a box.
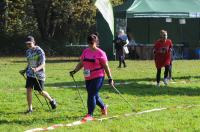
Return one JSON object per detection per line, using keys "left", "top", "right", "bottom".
{"left": 154, "top": 39, "right": 173, "bottom": 68}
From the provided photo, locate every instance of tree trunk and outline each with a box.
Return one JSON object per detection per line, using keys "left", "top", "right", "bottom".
{"left": 0, "top": 1, "right": 8, "bottom": 33}
{"left": 48, "top": 8, "right": 58, "bottom": 38}
{"left": 31, "top": 0, "right": 52, "bottom": 40}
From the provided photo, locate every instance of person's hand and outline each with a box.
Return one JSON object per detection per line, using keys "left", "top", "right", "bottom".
{"left": 108, "top": 78, "right": 114, "bottom": 86}
{"left": 31, "top": 67, "right": 38, "bottom": 73}
{"left": 153, "top": 49, "right": 156, "bottom": 55}
{"left": 19, "top": 69, "right": 26, "bottom": 75}
{"left": 69, "top": 70, "right": 76, "bottom": 77}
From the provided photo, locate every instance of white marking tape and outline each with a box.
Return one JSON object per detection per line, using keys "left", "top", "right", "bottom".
{"left": 170, "top": 81, "right": 187, "bottom": 84}
{"left": 25, "top": 105, "right": 200, "bottom": 132}
{"left": 24, "top": 116, "right": 119, "bottom": 132}
{"left": 125, "top": 108, "right": 167, "bottom": 116}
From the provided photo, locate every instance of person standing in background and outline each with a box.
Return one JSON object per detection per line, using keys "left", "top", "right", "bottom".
{"left": 153, "top": 30, "right": 173, "bottom": 87}
{"left": 114, "top": 29, "right": 129, "bottom": 68}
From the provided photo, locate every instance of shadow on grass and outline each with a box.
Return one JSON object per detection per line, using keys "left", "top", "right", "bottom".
{"left": 0, "top": 111, "right": 82, "bottom": 125}
{"left": 45, "top": 77, "right": 200, "bottom": 97}
{"left": 172, "top": 75, "right": 200, "bottom": 80}
{"left": 2, "top": 77, "right": 200, "bottom": 126}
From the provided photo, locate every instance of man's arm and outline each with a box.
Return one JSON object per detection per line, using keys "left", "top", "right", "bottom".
{"left": 32, "top": 63, "right": 45, "bottom": 72}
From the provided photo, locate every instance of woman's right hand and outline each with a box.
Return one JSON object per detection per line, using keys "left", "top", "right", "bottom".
{"left": 108, "top": 78, "right": 114, "bottom": 86}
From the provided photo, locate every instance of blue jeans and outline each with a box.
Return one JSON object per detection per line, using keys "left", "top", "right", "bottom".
{"left": 85, "top": 77, "right": 105, "bottom": 116}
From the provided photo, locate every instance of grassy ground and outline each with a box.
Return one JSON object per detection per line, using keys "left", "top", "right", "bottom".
{"left": 1, "top": 57, "right": 200, "bottom": 132}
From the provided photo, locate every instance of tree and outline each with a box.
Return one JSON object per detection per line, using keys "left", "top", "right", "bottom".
{"left": 0, "top": 0, "right": 124, "bottom": 55}
{"left": 30, "top": 0, "right": 123, "bottom": 41}
{"left": 0, "top": 0, "right": 38, "bottom": 36}
{"left": 31, "top": 0, "right": 52, "bottom": 39}
{"left": 0, "top": 1, "right": 7, "bottom": 33}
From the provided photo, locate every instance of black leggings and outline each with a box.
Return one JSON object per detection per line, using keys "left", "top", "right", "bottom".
{"left": 156, "top": 65, "right": 170, "bottom": 83}
{"left": 168, "top": 63, "right": 172, "bottom": 79}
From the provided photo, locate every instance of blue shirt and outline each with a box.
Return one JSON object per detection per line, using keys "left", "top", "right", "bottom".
{"left": 26, "top": 46, "right": 45, "bottom": 81}
{"left": 118, "top": 35, "right": 128, "bottom": 41}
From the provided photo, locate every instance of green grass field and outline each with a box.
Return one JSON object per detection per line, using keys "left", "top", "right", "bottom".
{"left": 1, "top": 57, "right": 200, "bottom": 132}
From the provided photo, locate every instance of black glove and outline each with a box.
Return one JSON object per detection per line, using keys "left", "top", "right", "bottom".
{"left": 108, "top": 78, "right": 113, "bottom": 85}
{"left": 19, "top": 69, "right": 26, "bottom": 75}
{"left": 69, "top": 70, "right": 76, "bottom": 77}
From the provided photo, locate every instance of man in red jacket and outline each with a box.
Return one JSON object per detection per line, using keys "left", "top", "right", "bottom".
{"left": 153, "top": 30, "right": 173, "bottom": 86}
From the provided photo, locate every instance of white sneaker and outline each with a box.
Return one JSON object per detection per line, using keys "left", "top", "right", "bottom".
{"left": 168, "top": 78, "right": 172, "bottom": 81}
{"left": 163, "top": 78, "right": 168, "bottom": 85}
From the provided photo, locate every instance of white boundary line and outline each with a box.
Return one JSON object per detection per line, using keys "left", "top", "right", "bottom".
{"left": 124, "top": 108, "right": 167, "bottom": 116}
{"left": 24, "top": 105, "right": 200, "bottom": 132}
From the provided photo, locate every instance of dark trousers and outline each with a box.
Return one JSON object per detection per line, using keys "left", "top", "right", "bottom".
{"left": 116, "top": 49, "right": 126, "bottom": 67}
{"left": 85, "top": 77, "right": 105, "bottom": 116}
{"left": 168, "top": 63, "right": 172, "bottom": 79}
{"left": 156, "top": 65, "right": 170, "bottom": 83}
{"left": 118, "top": 55, "right": 126, "bottom": 67}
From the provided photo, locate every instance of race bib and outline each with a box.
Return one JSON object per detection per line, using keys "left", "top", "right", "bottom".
{"left": 83, "top": 69, "right": 90, "bottom": 77}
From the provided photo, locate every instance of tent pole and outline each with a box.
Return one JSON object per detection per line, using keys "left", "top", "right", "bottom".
{"left": 199, "top": 18, "right": 200, "bottom": 43}
{"left": 180, "top": 23, "right": 183, "bottom": 43}
{"left": 147, "top": 18, "right": 150, "bottom": 44}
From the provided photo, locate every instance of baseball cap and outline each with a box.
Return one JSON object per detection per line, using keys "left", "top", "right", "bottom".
{"left": 25, "top": 36, "right": 35, "bottom": 44}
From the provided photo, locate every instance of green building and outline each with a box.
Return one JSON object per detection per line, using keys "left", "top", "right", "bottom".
{"left": 97, "top": 0, "right": 200, "bottom": 59}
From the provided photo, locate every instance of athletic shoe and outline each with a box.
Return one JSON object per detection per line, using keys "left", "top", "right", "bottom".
{"left": 25, "top": 109, "right": 33, "bottom": 114}
{"left": 163, "top": 78, "right": 168, "bottom": 86}
{"left": 81, "top": 114, "right": 94, "bottom": 122}
{"left": 168, "top": 78, "right": 172, "bottom": 81}
{"left": 101, "top": 105, "right": 108, "bottom": 116}
{"left": 50, "top": 99, "right": 57, "bottom": 109}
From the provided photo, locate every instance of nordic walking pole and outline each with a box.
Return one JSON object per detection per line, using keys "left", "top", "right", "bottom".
{"left": 33, "top": 72, "right": 51, "bottom": 110}
{"left": 19, "top": 71, "right": 44, "bottom": 107}
{"left": 111, "top": 85, "right": 135, "bottom": 111}
{"left": 71, "top": 75, "right": 87, "bottom": 111}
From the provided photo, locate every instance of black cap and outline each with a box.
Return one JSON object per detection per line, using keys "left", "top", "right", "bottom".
{"left": 25, "top": 36, "right": 35, "bottom": 43}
